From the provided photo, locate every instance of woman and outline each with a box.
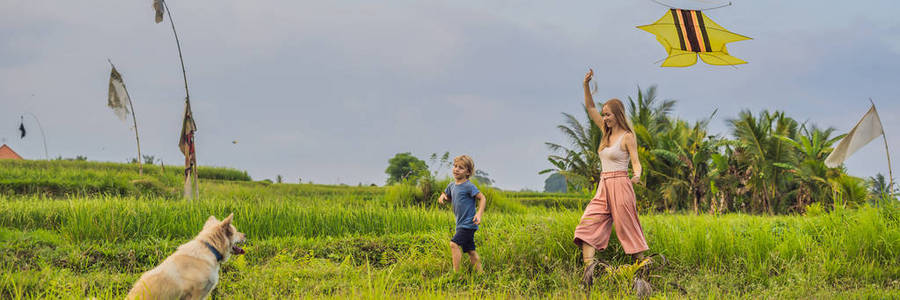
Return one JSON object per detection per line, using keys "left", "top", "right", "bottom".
{"left": 574, "top": 68, "right": 650, "bottom": 287}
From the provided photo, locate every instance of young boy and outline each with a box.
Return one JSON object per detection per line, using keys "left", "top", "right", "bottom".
{"left": 437, "top": 155, "right": 487, "bottom": 273}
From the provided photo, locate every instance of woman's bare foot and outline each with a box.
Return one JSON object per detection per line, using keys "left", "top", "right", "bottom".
{"left": 632, "top": 252, "right": 646, "bottom": 262}
{"left": 581, "top": 259, "right": 600, "bottom": 288}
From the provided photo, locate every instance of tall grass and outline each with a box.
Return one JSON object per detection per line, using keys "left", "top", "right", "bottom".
{"left": 0, "top": 195, "right": 452, "bottom": 241}
{"left": 384, "top": 178, "right": 525, "bottom": 213}
{"left": 202, "top": 181, "right": 383, "bottom": 204}
{"left": 2, "top": 201, "right": 898, "bottom": 298}
{"left": 0, "top": 160, "right": 250, "bottom": 197}
{"left": 1, "top": 161, "right": 898, "bottom": 298}
{"left": 2, "top": 194, "right": 897, "bottom": 287}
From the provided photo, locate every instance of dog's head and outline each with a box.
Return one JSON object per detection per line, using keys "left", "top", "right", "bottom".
{"left": 203, "top": 213, "right": 246, "bottom": 261}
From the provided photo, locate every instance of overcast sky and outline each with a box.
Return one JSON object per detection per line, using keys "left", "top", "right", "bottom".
{"left": 2, "top": 0, "right": 898, "bottom": 190}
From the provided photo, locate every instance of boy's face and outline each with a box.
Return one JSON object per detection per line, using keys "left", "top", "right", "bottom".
{"left": 452, "top": 162, "right": 469, "bottom": 180}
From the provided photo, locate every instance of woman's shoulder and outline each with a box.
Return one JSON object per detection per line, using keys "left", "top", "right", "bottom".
{"left": 620, "top": 131, "right": 638, "bottom": 149}
{"left": 623, "top": 131, "right": 637, "bottom": 143}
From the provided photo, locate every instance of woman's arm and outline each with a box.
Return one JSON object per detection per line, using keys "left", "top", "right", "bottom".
{"left": 625, "top": 133, "right": 643, "bottom": 184}
{"left": 583, "top": 69, "right": 604, "bottom": 128}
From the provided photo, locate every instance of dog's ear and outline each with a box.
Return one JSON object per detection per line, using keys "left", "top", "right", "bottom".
{"left": 204, "top": 215, "right": 219, "bottom": 228}
{"left": 222, "top": 213, "right": 234, "bottom": 226}
{"left": 220, "top": 213, "right": 235, "bottom": 237}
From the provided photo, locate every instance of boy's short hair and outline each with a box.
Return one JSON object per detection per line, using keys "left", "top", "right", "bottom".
{"left": 453, "top": 155, "right": 475, "bottom": 179}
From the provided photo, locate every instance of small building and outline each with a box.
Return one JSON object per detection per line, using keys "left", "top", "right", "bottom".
{"left": 0, "top": 144, "right": 24, "bottom": 160}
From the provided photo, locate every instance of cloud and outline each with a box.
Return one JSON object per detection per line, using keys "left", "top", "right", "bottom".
{"left": 1, "top": 0, "right": 898, "bottom": 190}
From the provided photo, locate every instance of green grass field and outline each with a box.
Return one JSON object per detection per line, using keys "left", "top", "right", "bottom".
{"left": 1, "top": 160, "right": 899, "bottom": 299}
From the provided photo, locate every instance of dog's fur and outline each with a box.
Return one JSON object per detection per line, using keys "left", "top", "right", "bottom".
{"left": 127, "top": 213, "right": 246, "bottom": 300}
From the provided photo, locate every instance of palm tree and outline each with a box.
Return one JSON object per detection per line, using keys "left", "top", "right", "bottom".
{"left": 831, "top": 174, "right": 871, "bottom": 208}
{"left": 727, "top": 110, "right": 799, "bottom": 214}
{"left": 650, "top": 116, "right": 718, "bottom": 214}
{"left": 708, "top": 145, "right": 750, "bottom": 214}
{"left": 542, "top": 107, "right": 604, "bottom": 191}
{"left": 867, "top": 173, "right": 898, "bottom": 205}
{"left": 870, "top": 173, "right": 891, "bottom": 195}
{"left": 774, "top": 125, "right": 845, "bottom": 212}
{"left": 627, "top": 85, "right": 676, "bottom": 142}
{"left": 626, "top": 85, "right": 678, "bottom": 211}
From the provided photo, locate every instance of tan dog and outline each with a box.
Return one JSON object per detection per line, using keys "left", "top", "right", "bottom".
{"left": 127, "top": 213, "right": 246, "bottom": 300}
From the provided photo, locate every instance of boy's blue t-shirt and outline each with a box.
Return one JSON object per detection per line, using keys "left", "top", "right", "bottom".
{"left": 445, "top": 180, "right": 481, "bottom": 230}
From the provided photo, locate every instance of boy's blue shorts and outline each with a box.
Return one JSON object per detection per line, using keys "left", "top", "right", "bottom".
{"left": 451, "top": 228, "right": 477, "bottom": 252}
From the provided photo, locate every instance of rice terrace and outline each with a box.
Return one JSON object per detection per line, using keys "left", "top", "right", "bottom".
{"left": 1, "top": 156, "right": 898, "bottom": 298}
{"left": 3, "top": 0, "right": 900, "bottom": 299}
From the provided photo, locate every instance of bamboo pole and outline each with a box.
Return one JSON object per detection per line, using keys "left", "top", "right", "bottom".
{"left": 160, "top": 0, "right": 198, "bottom": 199}
{"left": 871, "top": 99, "right": 894, "bottom": 200}
{"left": 23, "top": 112, "right": 49, "bottom": 160}
{"left": 161, "top": 0, "right": 190, "bottom": 102}
{"left": 884, "top": 131, "right": 894, "bottom": 200}
{"left": 107, "top": 60, "right": 143, "bottom": 176}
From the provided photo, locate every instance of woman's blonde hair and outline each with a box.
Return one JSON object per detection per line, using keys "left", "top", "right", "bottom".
{"left": 598, "top": 98, "right": 634, "bottom": 150}
{"left": 453, "top": 155, "right": 475, "bottom": 178}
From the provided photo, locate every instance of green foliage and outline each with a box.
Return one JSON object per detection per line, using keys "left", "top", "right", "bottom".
{"left": 475, "top": 183, "right": 524, "bottom": 214}
{"left": 472, "top": 169, "right": 494, "bottom": 186}
{"left": 544, "top": 86, "right": 869, "bottom": 215}
{"left": 385, "top": 152, "right": 429, "bottom": 185}
{"left": 428, "top": 151, "right": 452, "bottom": 177}
{"left": 868, "top": 173, "right": 899, "bottom": 206}
{"left": 727, "top": 110, "right": 800, "bottom": 214}
{"left": 543, "top": 173, "right": 567, "bottom": 193}
{"left": 383, "top": 180, "right": 424, "bottom": 207}
{"left": 505, "top": 192, "right": 588, "bottom": 210}
{"left": 640, "top": 115, "right": 718, "bottom": 214}
{"left": 54, "top": 155, "right": 88, "bottom": 161}
{"left": 0, "top": 160, "right": 250, "bottom": 198}
{"left": 541, "top": 104, "right": 605, "bottom": 191}
{"left": 830, "top": 174, "right": 871, "bottom": 208}
{"left": 194, "top": 166, "right": 252, "bottom": 181}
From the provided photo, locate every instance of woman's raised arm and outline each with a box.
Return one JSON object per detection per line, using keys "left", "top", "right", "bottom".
{"left": 583, "top": 69, "right": 603, "bottom": 128}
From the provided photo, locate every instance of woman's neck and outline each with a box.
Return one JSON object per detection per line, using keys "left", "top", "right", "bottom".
{"left": 609, "top": 126, "right": 625, "bottom": 137}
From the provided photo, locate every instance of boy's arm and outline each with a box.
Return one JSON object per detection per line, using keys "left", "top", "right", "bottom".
{"left": 438, "top": 192, "right": 448, "bottom": 205}
{"left": 473, "top": 192, "right": 486, "bottom": 224}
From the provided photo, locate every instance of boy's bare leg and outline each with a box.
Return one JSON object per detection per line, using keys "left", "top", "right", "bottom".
{"left": 450, "top": 242, "right": 463, "bottom": 272}
{"left": 467, "top": 251, "right": 483, "bottom": 274}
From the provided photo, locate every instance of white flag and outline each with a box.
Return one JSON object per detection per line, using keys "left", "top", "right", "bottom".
{"left": 108, "top": 66, "right": 131, "bottom": 121}
{"left": 825, "top": 105, "right": 884, "bottom": 168}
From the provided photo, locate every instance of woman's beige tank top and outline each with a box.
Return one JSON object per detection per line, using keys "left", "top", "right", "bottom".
{"left": 599, "top": 133, "right": 629, "bottom": 172}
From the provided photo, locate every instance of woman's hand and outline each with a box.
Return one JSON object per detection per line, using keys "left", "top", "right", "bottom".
{"left": 631, "top": 176, "right": 641, "bottom": 185}
{"left": 583, "top": 68, "right": 602, "bottom": 127}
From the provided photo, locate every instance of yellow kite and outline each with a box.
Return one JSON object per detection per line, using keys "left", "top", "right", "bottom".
{"left": 638, "top": 9, "right": 751, "bottom": 67}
